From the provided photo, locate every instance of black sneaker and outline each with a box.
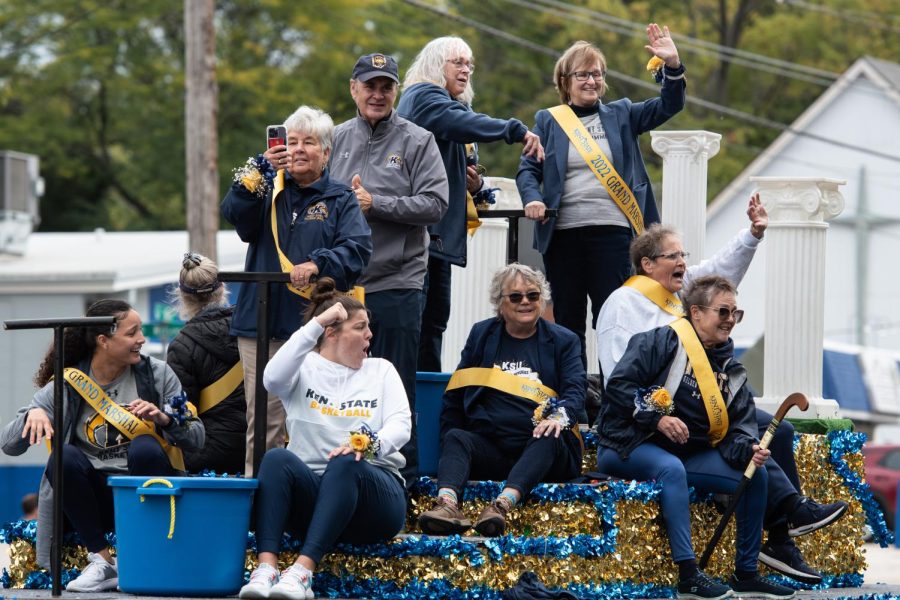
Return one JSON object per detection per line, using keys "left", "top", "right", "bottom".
{"left": 758, "top": 540, "right": 822, "bottom": 584}
{"left": 728, "top": 574, "right": 796, "bottom": 599}
{"left": 787, "top": 497, "right": 849, "bottom": 537}
{"left": 676, "top": 571, "right": 732, "bottom": 600}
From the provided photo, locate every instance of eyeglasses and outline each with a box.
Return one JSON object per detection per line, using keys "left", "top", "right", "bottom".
{"left": 653, "top": 251, "right": 690, "bottom": 261}
{"left": 446, "top": 58, "right": 474, "bottom": 73}
{"left": 699, "top": 305, "right": 745, "bottom": 323}
{"left": 503, "top": 291, "right": 541, "bottom": 304}
{"left": 567, "top": 70, "right": 605, "bottom": 82}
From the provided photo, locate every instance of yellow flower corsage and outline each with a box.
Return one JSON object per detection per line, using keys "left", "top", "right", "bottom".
{"left": 531, "top": 397, "right": 571, "bottom": 428}
{"left": 646, "top": 56, "right": 665, "bottom": 83}
{"left": 232, "top": 154, "right": 275, "bottom": 200}
{"left": 636, "top": 385, "right": 675, "bottom": 416}
{"left": 347, "top": 424, "right": 380, "bottom": 460}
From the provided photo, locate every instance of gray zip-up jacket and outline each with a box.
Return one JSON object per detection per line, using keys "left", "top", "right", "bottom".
{"left": 331, "top": 110, "right": 449, "bottom": 293}
{"left": 0, "top": 355, "right": 204, "bottom": 567}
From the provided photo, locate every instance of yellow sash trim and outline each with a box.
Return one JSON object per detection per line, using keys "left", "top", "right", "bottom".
{"left": 623, "top": 275, "right": 685, "bottom": 317}
{"left": 199, "top": 361, "right": 243, "bottom": 414}
{"left": 667, "top": 319, "right": 729, "bottom": 446}
{"left": 548, "top": 104, "right": 644, "bottom": 234}
{"left": 63, "top": 368, "right": 186, "bottom": 471}
{"left": 269, "top": 170, "right": 365, "bottom": 304}
{"left": 445, "top": 367, "right": 583, "bottom": 449}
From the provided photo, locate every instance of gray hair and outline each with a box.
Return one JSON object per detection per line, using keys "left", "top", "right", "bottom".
{"left": 683, "top": 275, "right": 737, "bottom": 316}
{"left": 403, "top": 36, "right": 475, "bottom": 104}
{"left": 170, "top": 252, "right": 228, "bottom": 320}
{"left": 630, "top": 223, "right": 681, "bottom": 275}
{"left": 283, "top": 105, "right": 334, "bottom": 153}
{"left": 488, "top": 263, "right": 552, "bottom": 316}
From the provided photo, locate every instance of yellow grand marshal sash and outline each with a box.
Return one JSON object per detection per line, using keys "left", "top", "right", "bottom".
{"left": 548, "top": 104, "right": 644, "bottom": 234}
{"left": 63, "top": 368, "right": 187, "bottom": 471}
{"left": 199, "top": 361, "right": 243, "bottom": 414}
{"left": 270, "top": 170, "right": 365, "bottom": 303}
{"left": 667, "top": 319, "right": 729, "bottom": 446}
{"left": 623, "top": 275, "right": 684, "bottom": 317}
{"left": 446, "top": 367, "right": 583, "bottom": 448}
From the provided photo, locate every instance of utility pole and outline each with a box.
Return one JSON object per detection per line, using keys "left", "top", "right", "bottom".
{"left": 184, "top": 0, "right": 218, "bottom": 259}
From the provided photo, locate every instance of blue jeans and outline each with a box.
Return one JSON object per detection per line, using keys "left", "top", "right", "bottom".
{"left": 438, "top": 428, "right": 581, "bottom": 498}
{"left": 542, "top": 225, "right": 632, "bottom": 367}
{"left": 417, "top": 257, "right": 452, "bottom": 373}
{"left": 46, "top": 435, "right": 175, "bottom": 552}
{"left": 367, "top": 288, "right": 424, "bottom": 484}
{"left": 253, "top": 449, "right": 406, "bottom": 564}
{"left": 597, "top": 442, "right": 767, "bottom": 572}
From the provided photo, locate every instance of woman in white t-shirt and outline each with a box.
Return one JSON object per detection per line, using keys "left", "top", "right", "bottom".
{"left": 240, "top": 278, "right": 411, "bottom": 600}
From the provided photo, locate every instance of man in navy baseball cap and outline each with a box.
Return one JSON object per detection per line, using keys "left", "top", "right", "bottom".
{"left": 350, "top": 53, "right": 400, "bottom": 84}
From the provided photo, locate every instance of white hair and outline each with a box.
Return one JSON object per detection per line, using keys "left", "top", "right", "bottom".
{"left": 403, "top": 36, "right": 475, "bottom": 104}
{"left": 488, "top": 263, "right": 552, "bottom": 316}
{"left": 283, "top": 105, "right": 334, "bottom": 153}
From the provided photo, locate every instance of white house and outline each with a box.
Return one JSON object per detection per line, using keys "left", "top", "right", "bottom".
{"left": 705, "top": 56, "right": 900, "bottom": 420}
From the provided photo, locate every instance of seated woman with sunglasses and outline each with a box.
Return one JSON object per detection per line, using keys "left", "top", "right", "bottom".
{"left": 417, "top": 263, "right": 584, "bottom": 537}
{"left": 597, "top": 276, "right": 796, "bottom": 600}
{"left": 596, "top": 200, "right": 848, "bottom": 586}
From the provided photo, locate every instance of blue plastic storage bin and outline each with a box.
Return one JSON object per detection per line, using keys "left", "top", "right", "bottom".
{"left": 416, "top": 371, "right": 450, "bottom": 476}
{"left": 108, "top": 476, "right": 257, "bottom": 596}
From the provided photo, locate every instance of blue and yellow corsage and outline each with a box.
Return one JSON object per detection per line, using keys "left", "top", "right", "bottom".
{"left": 646, "top": 56, "right": 665, "bottom": 84}
{"left": 532, "top": 397, "right": 571, "bottom": 428}
{"left": 348, "top": 423, "right": 381, "bottom": 460}
{"left": 634, "top": 385, "right": 674, "bottom": 416}
{"left": 232, "top": 153, "right": 276, "bottom": 200}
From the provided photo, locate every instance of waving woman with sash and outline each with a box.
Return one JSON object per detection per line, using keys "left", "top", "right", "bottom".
{"left": 596, "top": 277, "right": 796, "bottom": 600}
{"left": 221, "top": 105, "right": 372, "bottom": 475}
{"left": 417, "top": 264, "right": 584, "bottom": 537}
{"left": 0, "top": 300, "right": 205, "bottom": 592}
{"left": 516, "top": 24, "right": 685, "bottom": 364}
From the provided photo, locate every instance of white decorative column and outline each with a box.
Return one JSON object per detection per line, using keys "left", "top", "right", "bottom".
{"left": 650, "top": 131, "right": 721, "bottom": 264}
{"left": 752, "top": 177, "right": 846, "bottom": 419}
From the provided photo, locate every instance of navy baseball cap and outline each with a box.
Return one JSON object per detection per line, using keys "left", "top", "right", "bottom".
{"left": 351, "top": 53, "right": 399, "bottom": 83}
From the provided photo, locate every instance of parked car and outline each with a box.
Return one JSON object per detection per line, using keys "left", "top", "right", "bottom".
{"left": 863, "top": 443, "right": 900, "bottom": 532}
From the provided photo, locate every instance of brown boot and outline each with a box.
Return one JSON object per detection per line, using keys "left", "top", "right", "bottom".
{"left": 474, "top": 498, "right": 510, "bottom": 537}
{"left": 417, "top": 497, "right": 471, "bottom": 535}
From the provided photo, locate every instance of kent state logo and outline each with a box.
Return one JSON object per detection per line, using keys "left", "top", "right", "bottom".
{"left": 305, "top": 202, "right": 329, "bottom": 221}
{"left": 386, "top": 153, "right": 402, "bottom": 169}
{"left": 371, "top": 54, "right": 387, "bottom": 68}
{"left": 85, "top": 413, "right": 128, "bottom": 450}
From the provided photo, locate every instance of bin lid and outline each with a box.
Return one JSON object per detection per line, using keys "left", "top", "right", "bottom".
{"left": 416, "top": 371, "right": 451, "bottom": 382}
{"left": 108, "top": 476, "right": 258, "bottom": 489}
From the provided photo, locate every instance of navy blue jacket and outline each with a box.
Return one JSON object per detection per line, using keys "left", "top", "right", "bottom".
{"left": 221, "top": 170, "right": 372, "bottom": 340}
{"left": 440, "top": 317, "right": 586, "bottom": 440}
{"left": 397, "top": 83, "right": 528, "bottom": 266}
{"left": 597, "top": 323, "right": 758, "bottom": 470}
{"left": 515, "top": 65, "right": 686, "bottom": 254}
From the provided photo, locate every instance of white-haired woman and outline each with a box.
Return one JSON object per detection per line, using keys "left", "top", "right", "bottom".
{"left": 221, "top": 105, "right": 373, "bottom": 474}
{"left": 397, "top": 36, "right": 544, "bottom": 373}
{"left": 417, "top": 263, "right": 584, "bottom": 537}
{"left": 167, "top": 252, "right": 246, "bottom": 474}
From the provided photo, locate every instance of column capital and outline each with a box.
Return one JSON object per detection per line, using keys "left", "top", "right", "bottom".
{"left": 750, "top": 177, "right": 846, "bottom": 223}
{"left": 650, "top": 130, "right": 722, "bottom": 162}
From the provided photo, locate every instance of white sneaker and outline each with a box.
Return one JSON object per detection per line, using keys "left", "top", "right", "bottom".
{"left": 270, "top": 564, "right": 314, "bottom": 600}
{"left": 66, "top": 552, "right": 118, "bottom": 592}
{"left": 239, "top": 562, "right": 279, "bottom": 599}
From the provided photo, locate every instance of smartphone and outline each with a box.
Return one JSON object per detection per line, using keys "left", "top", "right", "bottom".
{"left": 267, "top": 125, "right": 287, "bottom": 149}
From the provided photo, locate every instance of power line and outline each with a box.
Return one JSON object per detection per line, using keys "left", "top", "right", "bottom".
{"left": 399, "top": 0, "right": 900, "bottom": 164}
{"left": 776, "top": 0, "right": 900, "bottom": 33}
{"left": 526, "top": 0, "right": 840, "bottom": 85}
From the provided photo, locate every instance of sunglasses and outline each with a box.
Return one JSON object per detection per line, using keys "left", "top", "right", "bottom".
{"left": 699, "top": 305, "right": 744, "bottom": 323}
{"left": 503, "top": 291, "right": 541, "bottom": 304}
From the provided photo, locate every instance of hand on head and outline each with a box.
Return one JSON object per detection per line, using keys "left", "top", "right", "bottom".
{"left": 315, "top": 302, "right": 348, "bottom": 328}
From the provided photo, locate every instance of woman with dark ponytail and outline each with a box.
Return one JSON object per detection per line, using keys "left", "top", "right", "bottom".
{"left": 239, "top": 277, "right": 411, "bottom": 600}
{"left": 167, "top": 252, "right": 246, "bottom": 474}
{"left": 1, "top": 299, "right": 205, "bottom": 592}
